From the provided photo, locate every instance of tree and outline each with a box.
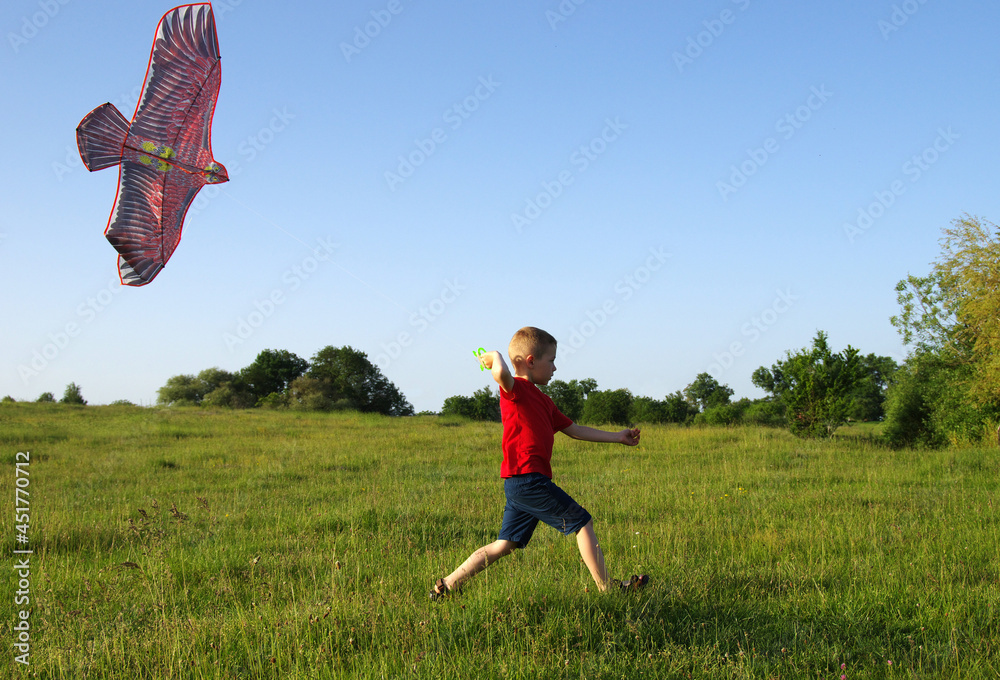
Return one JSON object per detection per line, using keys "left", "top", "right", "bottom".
{"left": 629, "top": 396, "right": 667, "bottom": 424}
{"left": 203, "top": 382, "right": 255, "bottom": 409}
{"left": 157, "top": 374, "right": 201, "bottom": 406}
{"left": 695, "top": 398, "right": 752, "bottom": 426}
{"left": 196, "top": 368, "right": 238, "bottom": 396}
{"left": 890, "top": 271, "right": 960, "bottom": 356}
{"left": 881, "top": 354, "right": 947, "bottom": 448}
{"left": 36, "top": 392, "right": 55, "bottom": 403}
{"left": 582, "top": 388, "right": 633, "bottom": 426}
{"left": 850, "top": 353, "right": 898, "bottom": 422}
{"left": 61, "top": 382, "right": 87, "bottom": 405}
{"left": 540, "top": 379, "right": 587, "bottom": 422}
{"left": 285, "top": 375, "right": 334, "bottom": 411}
{"left": 752, "top": 331, "right": 862, "bottom": 438}
{"left": 307, "top": 346, "right": 413, "bottom": 416}
{"left": 683, "top": 373, "right": 733, "bottom": 412}
{"left": 156, "top": 368, "right": 243, "bottom": 407}
{"left": 662, "top": 391, "right": 698, "bottom": 424}
{"left": 441, "top": 394, "right": 475, "bottom": 419}
{"left": 741, "top": 398, "right": 786, "bottom": 427}
{"left": 921, "top": 215, "right": 1000, "bottom": 405}
{"left": 240, "top": 349, "right": 308, "bottom": 405}
{"left": 441, "top": 388, "right": 499, "bottom": 421}
{"left": 469, "top": 387, "right": 500, "bottom": 421}
{"left": 886, "top": 215, "right": 1000, "bottom": 444}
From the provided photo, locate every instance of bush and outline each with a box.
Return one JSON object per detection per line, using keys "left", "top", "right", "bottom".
{"left": 629, "top": 396, "right": 668, "bottom": 424}
{"left": 240, "top": 349, "right": 308, "bottom": 405}
{"left": 286, "top": 376, "right": 334, "bottom": 411}
{"left": 157, "top": 369, "right": 236, "bottom": 407}
{"left": 61, "top": 383, "right": 87, "bottom": 405}
{"left": 469, "top": 387, "right": 500, "bottom": 422}
{"left": 880, "top": 354, "right": 995, "bottom": 447}
{"left": 694, "top": 399, "right": 752, "bottom": 426}
{"left": 257, "top": 392, "right": 289, "bottom": 410}
{"left": 203, "top": 384, "right": 255, "bottom": 409}
{"left": 742, "top": 399, "right": 786, "bottom": 427}
{"left": 582, "top": 389, "right": 633, "bottom": 426}
{"left": 308, "top": 346, "right": 413, "bottom": 416}
{"left": 881, "top": 361, "right": 940, "bottom": 448}
{"left": 753, "top": 331, "right": 863, "bottom": 438}
{"left": 441, "top": 388, "right": 499, "bottom": 422}
{"left": 541, "top": 380, "right": 585, "bottom": 422}
{"left": 662, "top": 391, "right": 697, "bottom": 424}
{"left": 441, "top": 395, "right": 474, "bottom": 419}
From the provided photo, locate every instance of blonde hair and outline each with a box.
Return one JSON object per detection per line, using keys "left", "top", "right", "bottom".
{"left": 508, "top": 327, "right": 557, "bottom": 367}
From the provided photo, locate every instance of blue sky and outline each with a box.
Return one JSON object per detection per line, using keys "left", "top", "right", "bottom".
{"left": 2, "top": 0, "right": 998, "bottom": 412}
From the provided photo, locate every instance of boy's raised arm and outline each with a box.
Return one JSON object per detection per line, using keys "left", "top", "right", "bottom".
{"left": 479, "top": 350, "right": 515, "bottom": 394}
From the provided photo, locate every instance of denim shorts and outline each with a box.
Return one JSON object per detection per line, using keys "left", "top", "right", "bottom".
{"left": 498, "top": 473, "right": 592, "bottom": 548}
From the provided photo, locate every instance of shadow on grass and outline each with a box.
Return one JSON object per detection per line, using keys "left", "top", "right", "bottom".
{"left": 422, "top": 572, "right": 955, "bottom": 679}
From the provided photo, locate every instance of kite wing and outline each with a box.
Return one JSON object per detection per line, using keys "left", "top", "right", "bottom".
{"left": 128, "top": 3, "right": 222, "bottom": 164}
{"left": 76, "top": 3, "right": 227, "bottom": 286}
{"left": 106, "top": 158, "right": 211, "bottom": 285}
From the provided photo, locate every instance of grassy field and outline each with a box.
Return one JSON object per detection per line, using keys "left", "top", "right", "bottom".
{"left": 1, "top": 403, "right": 998, "bottom": 679}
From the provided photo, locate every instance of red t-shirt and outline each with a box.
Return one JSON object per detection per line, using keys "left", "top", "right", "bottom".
{"left": 499, "top": 377, "right": 573, "bottom": 478}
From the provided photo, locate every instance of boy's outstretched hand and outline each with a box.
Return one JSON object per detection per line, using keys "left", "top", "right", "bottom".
{"left": 619, "top": 427, "right": 641, "bottom": 446}
{"left": 562, "top": 423, "right": 641, "bottom": 446}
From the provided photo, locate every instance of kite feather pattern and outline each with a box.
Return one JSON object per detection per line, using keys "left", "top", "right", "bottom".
{"left": 76, "top": 3, "right": 228, "bottom": 286}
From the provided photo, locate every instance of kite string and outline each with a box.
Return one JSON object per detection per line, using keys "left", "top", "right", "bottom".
{"left": 220, "top": 188, "right": 413, "bottom": 316}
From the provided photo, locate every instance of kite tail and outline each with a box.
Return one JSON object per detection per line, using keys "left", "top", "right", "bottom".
{"left": 76, "top": 103, "right": 130, "bottom": 171}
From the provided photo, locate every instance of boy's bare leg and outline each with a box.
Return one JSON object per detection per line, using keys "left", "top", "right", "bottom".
{"left": 439, "top": 539, "right": 519, "bottom": 593}
{"left": 576, "top": 520, "right": 609, "bottom": 591}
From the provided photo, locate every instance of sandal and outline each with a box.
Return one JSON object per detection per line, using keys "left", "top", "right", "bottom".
{"left": 618, "top": 574, "right": 650, "bottom": 592}
{"left": 429, "top": 578, "right": 453, "bottom": 601}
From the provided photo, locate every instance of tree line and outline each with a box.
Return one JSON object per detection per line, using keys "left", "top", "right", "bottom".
{"left": 3, "top": 382, "right": 90, "bottom": 405}
{"left": 3, "top": 347, "right": 415, "bottom": 416}
{"left": 6, "top": 215, "right": 995, "bottom": 447}
{"left": 883, "top": 214, "right": 1000, "bottom": 446}
{"left": 441, "top": 347, "right": 893, "bottom": 437}
{"left": 156, "top": 345, "right": 414, "bottom": 416}
{"left": 441, "top": 215, "right": 1000, "bottom": 447}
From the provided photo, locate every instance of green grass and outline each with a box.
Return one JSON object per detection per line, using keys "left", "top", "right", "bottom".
{"left": 1, "top": 403, "right": 998, "bottom": 678}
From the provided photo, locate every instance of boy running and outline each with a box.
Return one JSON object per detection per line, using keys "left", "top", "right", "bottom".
{"left": 431, "top": 326, "right": 648, "bottom": 598}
